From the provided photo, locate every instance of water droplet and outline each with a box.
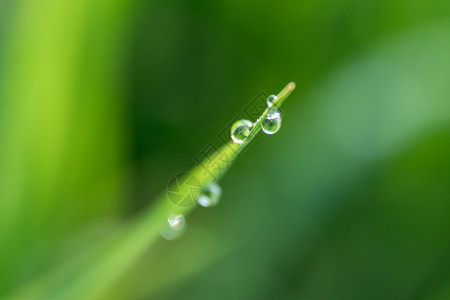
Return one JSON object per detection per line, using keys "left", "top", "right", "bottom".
{"left": 231, "top": 120, "right": 252, "bottom": 144}
{"left": 198, "top": 182, "right": 222, "bottom": 207}
{"left": 161, "top": 214, "right": 186, "bottom": 240}
{"left": 266, "top": 94, "right": 277, "bottom": 107}
{"left": 168, "top": 214, "right": 185, "bottom": 229}
{"left": 262, "top": 107, "right": 282, "bottom": 135}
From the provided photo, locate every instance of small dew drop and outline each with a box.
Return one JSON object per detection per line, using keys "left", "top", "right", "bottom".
{"left": 161, "top": 214, "right": 186, "bottom": 240}
{"left": 262, "top": 107, "right": 282, "bottom": 135}
{"left": 231, "top": 120, "right": 253, "bottom": 144}
{"left": 198, "top": 182, "right": 222, "bottom": 207}
{"left": 266, "top": 94, "right": 278, "bottom": 107}
{"left": 168, "top": 214, "right": 185, "bottom": 229}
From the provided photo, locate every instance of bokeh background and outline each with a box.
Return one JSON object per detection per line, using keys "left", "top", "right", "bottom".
{"left": 1, "top": 0, "right": 450, "bottom": 299}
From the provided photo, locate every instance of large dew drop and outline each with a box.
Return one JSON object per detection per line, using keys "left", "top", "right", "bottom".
{"left": 262, "top": 107, "right": 282, "bottom": 135}
{"left": 266, "top": 94, "right": 278, "bottom": 107}
{"left": 231, "top": 120, "right": 252, "bottom": 144}
{"left": 198, "top": 182, "right": 222, "bottom": 207}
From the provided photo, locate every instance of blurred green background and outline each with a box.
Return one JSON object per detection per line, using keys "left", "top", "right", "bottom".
{"left": 1, "top": 0, "right": 450, "bottom": 299}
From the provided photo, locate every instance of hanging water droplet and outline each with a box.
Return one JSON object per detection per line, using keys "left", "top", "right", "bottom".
{"left": 198, "top": 182, "right": 222, "bottom": 207}
{"left": 262, "top": 107, "right": 282, "bottom": 135}
{"left": 231, "top": 120, "right": 253, "bottom": 144}
{"left": 161, "top": 214, "right": 186, "bottom": 240}
{"left": 168, "top": 214, "right": 185, "bottom": 229}
{"left": 266, "top": 94, "right": 278, "bottom": 107}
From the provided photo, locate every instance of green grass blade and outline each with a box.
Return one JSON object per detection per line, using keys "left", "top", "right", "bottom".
{"left": 8, "top": 82, "right": 296, "bottom": 300}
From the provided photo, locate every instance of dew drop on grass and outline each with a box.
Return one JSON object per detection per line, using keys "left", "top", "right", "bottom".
{"left": 266, "top": 94, "right": 277, "bottom": 107}
{"left": 231, "top": 120, "right": 253, "bottom": 144}
{"left": 168, "top": 214, "right": 185, "bottom": 229}
{"left": 198, "top": 182, "right": 222, "bottom": 207}
{"left": 161, "top": 214, "right": 186, "bottom": 240}
{"left": 262, "top": 107, "right": 282, "bottom": 135}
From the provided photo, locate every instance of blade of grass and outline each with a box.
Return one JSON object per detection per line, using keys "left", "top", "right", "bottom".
{"left": 8, "top": 82, "right": 296, "bottom": 300}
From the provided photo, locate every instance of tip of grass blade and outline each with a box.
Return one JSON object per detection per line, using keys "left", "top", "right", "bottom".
{"left": 276, "top": 81, "right": 296, "bottom": 107}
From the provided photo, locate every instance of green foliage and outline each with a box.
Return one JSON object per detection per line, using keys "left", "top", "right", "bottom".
{"left": 2, "top": 0, "right": 450, "bottom": 299}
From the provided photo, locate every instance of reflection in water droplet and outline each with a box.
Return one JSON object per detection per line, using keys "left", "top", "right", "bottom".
{"left": 231, "top": 120, "right": 253, "bottom": 144}
{"left": 168, "top": 214, "right": 185, "bottom": 229}
{"left": 266, "top": 94, "right": 277, "bottom": 107}
{"left": 262, "top": 107, "right": 282, "bottom": 135}
{"left": 198, "top": 182, "right": 222, "bottom": 207}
